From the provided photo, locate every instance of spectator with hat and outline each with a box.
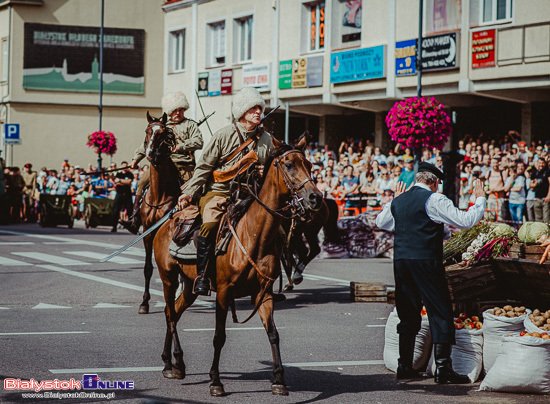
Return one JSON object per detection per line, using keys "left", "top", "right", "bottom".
{"left": 398, "top": 157, "right": 415, "bottom": 187}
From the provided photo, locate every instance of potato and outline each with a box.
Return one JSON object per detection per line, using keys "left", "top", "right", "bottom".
{"left": 534, "top": 309, "right": 541, "bottom": 316}
{"left": 494, "top": 307, "right": 500, "bottom": 312}
{"left": 544, "top": 312, "right": 550, "bottom": 319}
{"left": 535, "top": 321, "right": 543, "bottom": 327}
{"left": 547, "top": 318, "right": 550, "bottom": 324}
{"left": 507, "top": 311, "right": 516, "bottom": 318}
{"left": 514, "top": 306, "right": 522, "bottom": 312}
{"left": 487, "top": 310, "right": 494, "bottom": 315}
{"left": 519, "top": 306, "right": 526, "bottom": 312}
{"left": 503, "top": 305, "right": 513, "bottom": 311}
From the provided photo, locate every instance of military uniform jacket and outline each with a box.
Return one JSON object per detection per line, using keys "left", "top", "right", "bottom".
{"left": 133, "top": 118, "right": 203, "bottom": 166}
{"left": 182, "top": 122, "right": 275, "bottom": 198}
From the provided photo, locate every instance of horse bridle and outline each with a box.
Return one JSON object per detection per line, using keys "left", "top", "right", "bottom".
{"left": 144, "top": 122, "right": 176, "bottom": 163}
{"left": 246, "top": 149, "right": 316, "bottom": 220}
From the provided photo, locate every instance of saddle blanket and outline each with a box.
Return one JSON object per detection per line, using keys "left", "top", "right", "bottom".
{"left": 169, "top": 240, "right": 197, "bottom": 261}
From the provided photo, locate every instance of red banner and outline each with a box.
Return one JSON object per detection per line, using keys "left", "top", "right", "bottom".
{"left": 472, "top": 29, "right": 495, "bottom": 69}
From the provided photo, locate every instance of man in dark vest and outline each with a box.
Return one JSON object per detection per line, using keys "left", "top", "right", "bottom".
{"left": 376, "top": 162, "right": 486, "bottom": 384}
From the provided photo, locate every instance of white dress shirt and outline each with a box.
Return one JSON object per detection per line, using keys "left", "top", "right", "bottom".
{"left": 375, "top": 183, "right": 486, "bottom": 231}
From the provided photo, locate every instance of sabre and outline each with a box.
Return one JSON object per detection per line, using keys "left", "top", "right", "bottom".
{"left": 195, "top": 90, "right": 214, "bottom": 138}
{"left": 99, "top": 206, "right": 178, "bottom": 262}
{"left": 197, "top": 111, "right": 215, "bottom": 127}
{"left": 260, "top": 105, "right": 280, "bottom": 125}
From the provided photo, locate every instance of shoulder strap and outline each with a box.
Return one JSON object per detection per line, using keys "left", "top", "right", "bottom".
{"left": 218, "top": 123, "right": 259, "bottom": 167}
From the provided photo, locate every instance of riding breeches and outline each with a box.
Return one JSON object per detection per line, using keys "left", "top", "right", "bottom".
{"left": 198, "top": 192, "right": 229, "bottom": 241}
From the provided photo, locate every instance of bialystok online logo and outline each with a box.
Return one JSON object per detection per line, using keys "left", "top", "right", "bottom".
{"left": 3, "top": 374, "right": 134, "bottom": 392}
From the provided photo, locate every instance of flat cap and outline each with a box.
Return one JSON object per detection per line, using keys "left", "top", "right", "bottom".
{"left": 418, "top": 161, "right": 445, "bottom": 181}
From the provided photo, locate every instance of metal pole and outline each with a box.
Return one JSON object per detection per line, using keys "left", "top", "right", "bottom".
{"left": 97, "top": 0, "right": 104, "bottom": 171}
{"left": 416, "top": 0, "right": 423, "bottom": 98}
{"left": 284, "top": 102, "right": 289, "bottom": 144}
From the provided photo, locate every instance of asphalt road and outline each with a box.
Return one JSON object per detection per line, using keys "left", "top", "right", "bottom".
{"left": 0, "top": 221, "right": 546, "bottom": 404}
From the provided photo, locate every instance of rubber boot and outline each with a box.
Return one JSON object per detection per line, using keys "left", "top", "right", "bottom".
{"left": 194, "top": 236, "right": 214, "bottom": 296}
{"left": 396, "top": 333, "right": 420, "bottom": 379}
{"left": 433, "top": 343, "right": 470, "bottom": 384}
{"left": 119, "top": 194, "right": 142, "bottom": 235}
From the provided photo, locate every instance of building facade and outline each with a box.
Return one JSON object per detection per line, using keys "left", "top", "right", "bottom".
{"left": 0, "top": 0, "right": 165, "bottom": 169}
{"left": 162, "top": 0, "right": 550, "bottom": 152}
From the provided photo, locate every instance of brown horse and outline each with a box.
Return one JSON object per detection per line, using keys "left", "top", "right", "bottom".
{"left": 153, "top": 136, "right": 323, "bottom": 396}
{"left": 136, "top": 112, "right": 181, "bottom": 314}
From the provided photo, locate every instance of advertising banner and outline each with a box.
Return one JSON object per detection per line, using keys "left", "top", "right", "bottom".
{"left": 279, "top": 60, "right": 292, "bottom": 89}
{"left": 242, "top": 63, "right": 270, "bottom": 91}
{"left": 292, "top": 58, "right": 307, "bottom": 88}
{"left": 198, "top": 72, "right": 209, "bottom": 97}
{"left": 330, "top": 45, "right": 385, "bottom": 83}
{"left": 395, "top": 39, "right": 417, "bottom": 76}
{"left": 208, "top": 69, "right": 221, "bottom": 96}
{"left": 221, "top": 69, "right": 233, "bottom": 95}
{"left": 306, "top": 55, "right": 323, "bottom": 87}
{"left": 472, "top": 29, "right": 495, "bottom": 69}
{"left": 23, "top": 23, "right": 144, "bottom": 94}
{"left": 420, "top": 32, "right": 458, "bottom": 71}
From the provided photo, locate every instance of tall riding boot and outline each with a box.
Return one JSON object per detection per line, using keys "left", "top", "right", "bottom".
{"left": 433, "top": 343, "right": 470, "bottom": 384}
{"left": 120, "top": 194, "right": 142, "bottom": 235}
{"left": 194, "top": 236, "right": 214, "bottom": 296}
{"left": 396, "top": 333, "right": 420, "bottom": 379}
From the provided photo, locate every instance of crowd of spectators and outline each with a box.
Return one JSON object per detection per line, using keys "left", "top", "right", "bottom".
{"left": 1, "top": 131, "right": 549, "bottom": 226}
{"left": 0, "top": 157, "right": 148, "bottom": 225}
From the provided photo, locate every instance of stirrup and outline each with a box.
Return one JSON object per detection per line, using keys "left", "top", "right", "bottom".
{"left": 193, "top": 277, "right": 212, "bottom": 296}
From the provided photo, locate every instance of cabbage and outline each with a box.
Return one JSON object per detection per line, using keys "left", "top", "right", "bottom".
{"left": 489, "top": 223, "right": 515, "bottom": 238}
{"left": 517, "top": 222, "right": 550, "bottom": 244}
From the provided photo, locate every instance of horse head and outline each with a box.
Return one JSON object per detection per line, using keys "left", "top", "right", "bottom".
{"left": 144, "top": 111, "right": 175, "bottom": 167}
{"left": 267, "top": 133, "right": 323, "bottom": 220}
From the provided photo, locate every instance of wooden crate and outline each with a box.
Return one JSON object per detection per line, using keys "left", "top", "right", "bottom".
{"left": 509, "top": 243, "right": 547, "bottom": 261}
{"left": 350, "top": 281, "right": 387, "bottom": 302}
{"left": 445, "top": 263, "right": 496, "bottom": 302}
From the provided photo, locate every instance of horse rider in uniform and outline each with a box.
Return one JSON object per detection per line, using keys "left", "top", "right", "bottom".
{"left": 121, "top": 91, "right": 203, "bottom": 234}
{"left": 177, "top": 87, "right": 276, "bottom": 296}
{"left": 376, "top": 163, "right": 486, "bottom": 384}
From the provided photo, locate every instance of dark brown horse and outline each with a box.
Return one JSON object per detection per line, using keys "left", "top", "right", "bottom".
{"left": 136, "top": 112, "right": 181, "bottom": 314}
{"left": 153, "top": 135, "right": 323, "bottom": 396}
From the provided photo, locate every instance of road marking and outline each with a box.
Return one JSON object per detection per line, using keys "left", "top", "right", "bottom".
{"left": 94, "top": 303, "right": 132, "bottom": 308}
{"left": 182, "top": 327, "right": 279, "bottom": 332}
{"left": 365, "top": 325, "right": 386, "bottom": 328}
{"left": 0, "top": 256, "right": 32, "bottom": 266}
{"left": 43, "top": 242, "right": 81, "bottom": 245}
{"left": 0, "top": 241, "right": 35, "bottom": 245}
{"left": 32, "top": 303, "right": 72, "bottom": 309}
{"left": 64, "top": 251, "right": 143, "bottom": 265}
{"left": 37, "top": 264, "right": 215, "bottom": 308}
{"left": 0, "top": 230, "right": 128, "bottom": 249}
{"left": 12, "top": 252, "right": 88, "bottom": 266}
{"left": 1, "top": 331, "right": 90, "bottom": 336}
{"left": 49, "top": 360, "right": 385, "bottom": 374}
{"left": 0, "top": 306, "right": 9, "bottom": 310}
{"left": 302, "top": 274, "right": 350, "bottom": 285}
{"left": 119, "top": 248, "right": 146, "bottom": 257}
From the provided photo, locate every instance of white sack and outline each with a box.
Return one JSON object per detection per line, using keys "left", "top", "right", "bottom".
{"left": 383, "top": 308, "right": 432, "bottom": 372}
{"left": 482, "top": 308, "right": 531, "bottom": 373}
{"left": 524, "top": 315, "right": 548, "bottom": 334}
{"left": 426, "top": 328, "right": 483, "bottom": 383}
{"left": 479, "top": 335, "right": 550, "bottom": 394}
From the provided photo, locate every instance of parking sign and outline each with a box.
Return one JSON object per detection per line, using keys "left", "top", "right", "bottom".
{"left": 2, "top": 124, "right": 21, "bottom": 145}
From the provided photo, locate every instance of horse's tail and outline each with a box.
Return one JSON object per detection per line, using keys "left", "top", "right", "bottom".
{"left": 323, "top": 198, "right": 341, "bottom": 243}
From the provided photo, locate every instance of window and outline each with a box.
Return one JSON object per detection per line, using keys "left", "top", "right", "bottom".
{"left": 1, "top": 38, "right": 8, "bottom": 82}
{"left": 233, "top": 16, "right": 253, "bottom": 63}
{"left": 308, "top": 2, "right": 326, "bottom": 52}
{"left": 168, "top": 29, "right": 185, "bottom": 72}
{"left": 332, "top": 0, "right": 361, "bottom": 49}
{"left": 207, "top": 21, "right": 226, "bottom": 66}
{"left": 482, "top": 0, "right": 513, "bottom": 24}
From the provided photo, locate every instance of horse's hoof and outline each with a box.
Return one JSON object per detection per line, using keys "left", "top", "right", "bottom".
{"left": 272, "top": 384, "right": 289, "bottom": 396}
{"left": 272, "top": 293, "right": 286, "bottom": 303}
{"left": 292, "top": 274, "right": 303, "bottom": 285}
{"left": 283, "top": 284, "right": 294, "bottom": 292}
{"left": 162, "top": 367, "right": 185, "bottom": 379}
{"left": 138, "top": 305, "right": 149, "bottom": 314}
{"left": 209, "top": 384, "right": 226, "bottom": 396}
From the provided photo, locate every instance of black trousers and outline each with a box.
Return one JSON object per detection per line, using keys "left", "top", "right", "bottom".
{"left": 112, "top": 192, "right": 133, "bottom": 228}
{"left": 393, "top": 258, "right": 455, "bottom": 344}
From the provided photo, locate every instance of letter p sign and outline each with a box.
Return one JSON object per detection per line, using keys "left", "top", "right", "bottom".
{"left": 2, "top": 124, "right": 21, "bottom": 145}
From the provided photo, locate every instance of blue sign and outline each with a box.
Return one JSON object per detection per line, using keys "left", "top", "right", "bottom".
{"left": 395, "top": 39, "right": 417, "bottom": 76}
{"left": 330, "top": 45, "right": 385, "bottom": 84}
{"left": 3, "top": 124, "right": 20, "bottom": 145}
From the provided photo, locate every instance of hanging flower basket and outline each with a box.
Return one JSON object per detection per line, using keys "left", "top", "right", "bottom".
{"left": 87, "top": 131, "right": 117, "bottom": 156}
{"left": 385, "top": 96, "right": 452, "bottom": 150}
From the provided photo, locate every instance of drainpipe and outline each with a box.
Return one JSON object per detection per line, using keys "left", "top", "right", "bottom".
{"left": 1, "top": 5, "right": 12, "bottom": 165}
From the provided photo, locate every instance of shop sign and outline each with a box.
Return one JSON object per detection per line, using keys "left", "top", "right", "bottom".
{"left": 330, "top": 45, "right": 385, "bottom": 83}
{"left": 221, "top": 69, "right": 233, "bottom": 95}
{"left": 471, "top": 29, "right": 495, "bottom": 69}
{"left": 208, "top": 68, "right": 221, "bottom": 96}
{"left": 292, "top": 58, "right": 307, "bottom": 88}
{"left": 197, "top": 72, "right": 208, "bottom": 97}
{"left": 242, "top": 63, "right": 270, "bottom": 91}
{"left": 279, "top": 60, "right": 292, "bottom": 89}
{"left": 420, "top": 32, "right": 458, "bottom": 71}
{"left": 395, "top": 39, "right": 416, "bottom": 76}
{"left": 306, "top": 55, "right": 323, "bottom": 87}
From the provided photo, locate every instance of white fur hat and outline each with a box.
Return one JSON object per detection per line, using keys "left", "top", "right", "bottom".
{"left": 161, "top": 91, "right": 189, "bottom": 115}
{"left": 232, "top": 87, "right": 265, "bottom": 121}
